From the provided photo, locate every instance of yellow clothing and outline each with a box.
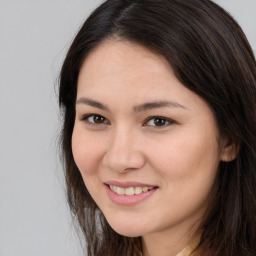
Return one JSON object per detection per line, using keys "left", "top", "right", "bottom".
{"left": 176, "top": 236, "right": 200, "bottom": 256}
{"left": 176, "top": 246, "right": 193, "bottom": 256}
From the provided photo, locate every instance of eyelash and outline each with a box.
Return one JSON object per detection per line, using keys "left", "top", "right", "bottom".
{"left": 80, "top": 114, "right": 175, "bottom": 127}
{"left": 80, "top": 114, "right": 110, "bottom": 125}
{"left": 143, "top": 116, "right": 175, "bottom": 127}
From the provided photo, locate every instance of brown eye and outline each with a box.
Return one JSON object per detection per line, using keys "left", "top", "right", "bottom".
{"left": 145, "top": 116, "right": 174, "bottom": 127}
{"left": 82, "top": 114, "right": 110, "bottom": 125}
{"left": 93, "top": 115, "right": 105, "bottom": 123}
{"left": 153, "top": 117, "right": 167, "bottom": 126}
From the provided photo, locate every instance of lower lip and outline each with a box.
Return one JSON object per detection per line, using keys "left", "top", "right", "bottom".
{"left": 105, "top": 185, "right": 158, "bottom": 206}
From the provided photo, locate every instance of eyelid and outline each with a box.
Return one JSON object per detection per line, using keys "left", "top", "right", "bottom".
{"left": 143, "top": 116, "right": 176, "bottom": 127}
{"left": 80, "top": 113, "right": 110, "bottom": 125}
{"left": 79, "top": 114, "right": 175, "bottom": 127}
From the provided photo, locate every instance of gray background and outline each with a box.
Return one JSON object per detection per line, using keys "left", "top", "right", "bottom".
{"left": 0, "top": 1, "right": 255, "bottom": 256}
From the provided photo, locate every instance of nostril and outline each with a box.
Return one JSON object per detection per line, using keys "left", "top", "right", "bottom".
{"left": 102, "top": 150, "right": 146, "bottom": 173}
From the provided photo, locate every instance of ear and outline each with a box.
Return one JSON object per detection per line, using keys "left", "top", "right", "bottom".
{"left": 220, "top": 137, "right": 240, "bottom": 162}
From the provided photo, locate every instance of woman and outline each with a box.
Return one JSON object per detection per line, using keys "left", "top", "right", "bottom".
{"left": 58, "top": 0, "right": 256, "bottom": 255}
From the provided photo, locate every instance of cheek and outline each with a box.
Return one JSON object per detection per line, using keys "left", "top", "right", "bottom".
{"left": 71, "top": 127, "right": 107, "bottom": 204}
{"left": 71, "top": 126, "right": 105, "bottom": 175}
{"left": 147, "top": 130, "right": 221, "bottom": 183}
{"left": 146, "top": 134, "right": 220, "bottom": 224}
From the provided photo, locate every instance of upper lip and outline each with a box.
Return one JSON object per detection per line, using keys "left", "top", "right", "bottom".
{"left": 104, "top": 180, "right": 158, "bottom": 188}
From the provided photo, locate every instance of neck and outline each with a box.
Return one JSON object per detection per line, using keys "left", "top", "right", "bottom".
{"left": 142, "top": 222, "right": 200, "bottom": 256}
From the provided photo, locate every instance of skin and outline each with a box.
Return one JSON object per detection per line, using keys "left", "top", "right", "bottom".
{"left": 72, "top": 39, "right": 235, "bottom": 256}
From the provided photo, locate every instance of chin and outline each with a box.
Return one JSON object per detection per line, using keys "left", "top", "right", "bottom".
{"left": 106, "top": 217, "right": 147, "bottom": 237}
{"left": 112, "top": 226, "right": 144, "bottom": 238}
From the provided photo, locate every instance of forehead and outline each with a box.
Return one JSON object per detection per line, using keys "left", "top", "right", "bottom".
{"left": 77, "top": 39, "right": 182, "bottom": 101}
{"left": 77, "top": 39, "right": 213, "bottom": 117}
{"left": 77, "top": 39, "right": 174, "bottom": 90}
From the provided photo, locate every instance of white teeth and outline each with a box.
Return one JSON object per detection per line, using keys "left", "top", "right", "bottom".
{"left": 135, "top": 187, "right": 143, "bottom": 195}
{"left": 110, "top": 185, "right": 118, "bottom": 193}
{"left": 109, "top": 185, "right": 154, "bottom": 195}
{"left": 116, "top": 186, "right": 125, "bottom": 195}
{"left": 125, "top": 187, "right": 134, "bottom": 196}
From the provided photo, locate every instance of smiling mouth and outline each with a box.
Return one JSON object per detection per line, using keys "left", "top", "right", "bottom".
{"left": 108, "top": 185, "right": 155, "bottom": 196}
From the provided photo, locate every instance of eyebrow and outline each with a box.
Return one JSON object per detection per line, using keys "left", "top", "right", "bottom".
{"left": 133, "top": 100, "right": 187, "bottom": 112}
{"left": 76, "top": 97, "right": 110, "bottom": 111}
{"left": 76, "top": 97, "right": 187, "bottom": 112}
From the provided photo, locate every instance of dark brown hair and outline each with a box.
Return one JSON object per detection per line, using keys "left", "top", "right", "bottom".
{"left": 58, "top": 0, "right": 256, "bottom": 255}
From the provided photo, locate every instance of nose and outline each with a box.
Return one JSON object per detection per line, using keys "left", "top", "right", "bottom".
{"left": 102, "top": 128, "right": 146, "bottom": 173}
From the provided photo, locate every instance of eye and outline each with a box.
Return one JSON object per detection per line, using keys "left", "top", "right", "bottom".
{"left": 144, "top": 116, "right": 175, "bottom": 127}
{"left": 81, "top": 114, "right": 110, "bottom": 125}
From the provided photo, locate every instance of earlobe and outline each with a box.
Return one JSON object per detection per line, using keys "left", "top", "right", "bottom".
{"left": 220, "top": 140, "right": 240, "bottom": 162}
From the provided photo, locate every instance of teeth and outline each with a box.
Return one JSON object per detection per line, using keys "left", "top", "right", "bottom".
{"left": 135, "top": 187, "right": 142, "bottom": 195}
{"left": 142, "top": 187, "right": 149, "bottom": 192}
{"left": 125, "top": 187, "right": 134, "bottom": 196}
{"left": 116, "top": 186, "right": 125, "bottom": 195}
{"left": 109, "top": 185, "right": 154, "bottom": 196}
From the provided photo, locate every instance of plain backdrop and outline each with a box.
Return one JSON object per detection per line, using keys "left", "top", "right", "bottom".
{"left": 0, "top": 1, "right": 255, "bottom": 256}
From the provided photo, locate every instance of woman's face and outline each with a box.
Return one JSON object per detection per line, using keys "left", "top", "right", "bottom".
{"left": 72, "top": 40, "right": 227, "bottom": 240}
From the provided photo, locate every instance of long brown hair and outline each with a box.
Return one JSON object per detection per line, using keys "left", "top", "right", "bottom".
{"left": 58, "top": 0, "right": 256, "bottom": 255}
